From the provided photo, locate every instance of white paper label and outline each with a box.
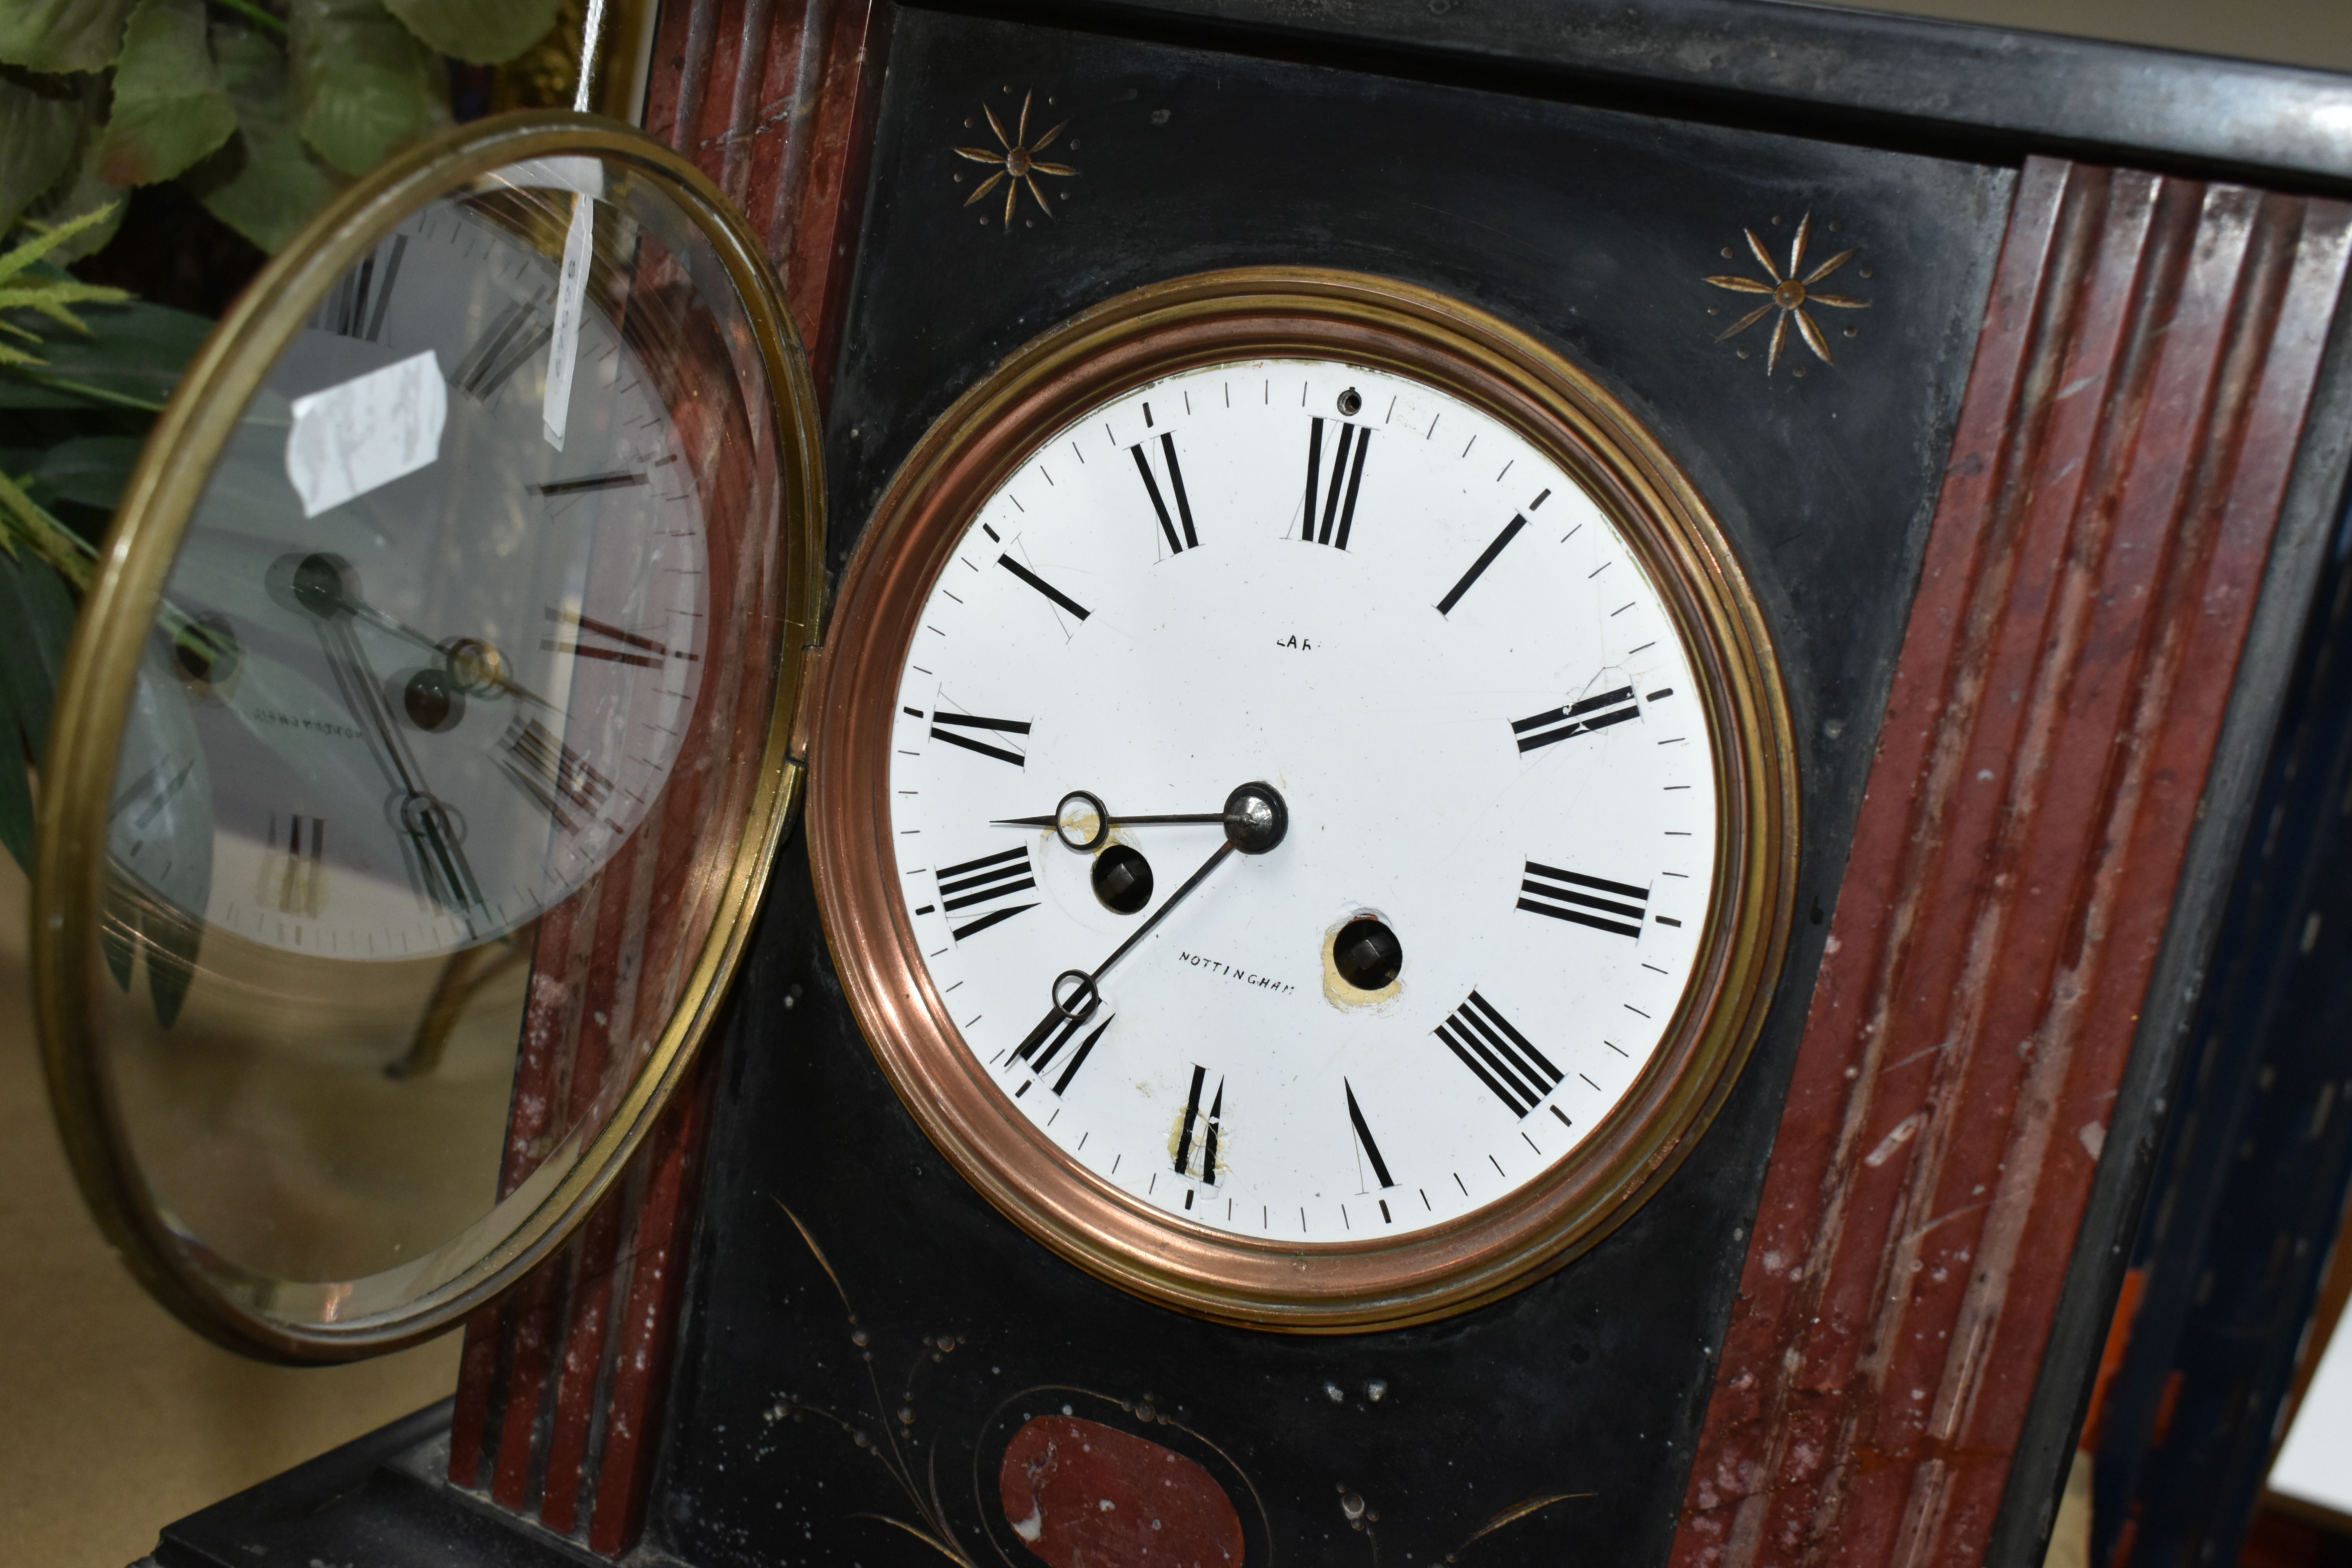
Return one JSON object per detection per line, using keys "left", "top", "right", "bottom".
{"left": 283, "top": 350, "right": 446, "bottom": 518}
{"left": 543, "top": 194, "right": 594, "bottom": 452}
{"left": 492, "top": 156, "right": 605, "bottom": 197}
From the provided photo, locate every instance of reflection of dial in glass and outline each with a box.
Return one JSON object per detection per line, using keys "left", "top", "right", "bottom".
{"left": 123, "top": 194, "right": 708, "bottom": 959}
{"left": 883, "top": 358, "right": 1717, "bottom": 1241}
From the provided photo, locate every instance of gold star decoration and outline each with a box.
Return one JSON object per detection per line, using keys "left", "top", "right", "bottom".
{"left": 955, "top": 91, "right": 1077, "bottom": 229}
{"left": 1706, "top": 212, "right": 1870, "bottom": 375}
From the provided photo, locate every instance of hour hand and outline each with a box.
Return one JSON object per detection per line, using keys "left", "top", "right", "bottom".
{"left": 995, "top": 789, "right": 1232, "bottom": 852}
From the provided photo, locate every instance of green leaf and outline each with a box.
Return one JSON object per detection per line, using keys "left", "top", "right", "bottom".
{"left": 0, "top": 290, "right": 207, "bottom": 405}
{"left": 191, "top": 20, "right": 345, "bottom": 251}
{"left": 0, "top": 0, "right": 136, "bottom": 73}
{"left": 381, "top": 0, "right": 556, "bottom": 66}
{"left": 0, "top": 544, "right": 77, "bottom": 765}
{"left": 290, "top": 0, "right": 448, "bottom": 177}
{"left": 32, "top": 433, "right": 141, "bottom": 507}
{"left": 0, "top": 203, "right": 122, "bottom": 285}
{"left": 0, "top": 70, "right": 88, "bottom": 234}
{"left": 96, "top": 0, "right": 237, "bottom": 186}
{"left": 25, "top": 132, "right": 130, "bottom": 264}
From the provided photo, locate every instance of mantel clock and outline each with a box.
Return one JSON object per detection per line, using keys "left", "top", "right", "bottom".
{"left": 35, "top": 3, "right": 2352, "bottom": 1568}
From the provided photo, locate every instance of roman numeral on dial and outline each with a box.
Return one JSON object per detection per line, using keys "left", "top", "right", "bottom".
{"left": 543, "top": 607, "right": 698, "bottom": 668}
{"left": 497, "top": 715, "right": 615, "bottom": 835}
{"left": 924, "top": 707, "right": 1030, "bottom": 766}
{"left": 1130, "top": 434, "right": 1198, "bottom": 554}
{"left": 1519, "top": 860, "right": 1649, "bottom": 937}
{"left": 265, "top": 811, "right": 327, "bottom": 915}
{"left": 452, "top": 297, "right": 552, "bottom": 401}
{"left": 998, "top": 554, "right": 1093, "bottom": 621}
{"left": 1018, "top": 1009, "right": 1113, "bottom": 1094}
{"left": 935, "top": 846, "right": 1038, "bottom": 941}
{"left": 1435, "top": 514, "right": 1527, "bottom": 615}
{"left": 1344, "top": 1078, "right": 1396, "bottom": 1188}
{"left": 315, "top": 235, "right": 405, "bottom": 342}
{"left": 1512, "top": 685, "right": 1639, "bottom": 751}
{"left": 1301, "top": 417, "right": 1370, "bottom": 549}
{"left": 1435, "top": 990, "right": 1563, "bottom": 1117}
{"left": 1174, "top": 1065, "right": 1225, "bottom": 1184}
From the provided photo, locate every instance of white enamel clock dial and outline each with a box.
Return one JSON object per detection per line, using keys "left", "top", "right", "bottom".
{"left": 886, "top": 358, "right": 1719, "bottom": 1242}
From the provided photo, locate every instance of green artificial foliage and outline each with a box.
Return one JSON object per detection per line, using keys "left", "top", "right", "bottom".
{"left": 0, "top": 0, "right": 137, "bottom": 74}
{"left": 290, "top": 0, "right": 452, "bottom": 176}
{"left": 384, "top": 0, "right": 557, "bottom": 67}
{"left": 194, "top": 19, "right": 345, "bottom": 251}
{"left": 94, "top": 0, "right": 238, "bottom": 186}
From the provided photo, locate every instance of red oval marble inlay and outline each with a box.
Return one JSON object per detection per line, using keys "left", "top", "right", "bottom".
{"left": 998, "top": 1414, "right": 1244, "bottom": 1567}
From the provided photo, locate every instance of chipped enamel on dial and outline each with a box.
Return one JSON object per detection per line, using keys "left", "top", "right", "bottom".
{"left": 117, "top": 201, "right": 709, "bottom": 961}
{"left": 886, "top": 358, "right": 1720, "bottom": 1243}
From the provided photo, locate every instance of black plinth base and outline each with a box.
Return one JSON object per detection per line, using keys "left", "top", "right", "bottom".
{"left": 137, "top": 1401, "right": 639, "bottom": 1568}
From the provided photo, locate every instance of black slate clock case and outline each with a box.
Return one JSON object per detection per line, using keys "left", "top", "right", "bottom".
{"left": 647, "top": 9, "right": 2010, "bottom": 1563}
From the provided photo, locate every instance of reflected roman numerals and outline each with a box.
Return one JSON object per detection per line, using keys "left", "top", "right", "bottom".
{"left": 314, "top": 236, "right": 406, "bottom": 342}
{"left": 1344, "top": 1078, "right": 1396, "bottom": 1189}
{"left": 264, "top": 811, "right": 328, "bottom": 916}
{"left": 497, "top": 716, "right": 614, "bottom": 835}
{"left": 1301, "top": 417, "right": 1370, "bottom": 549}
{"left": 452, "top": 297, "right": 552, "bottom": 401}
{"left": 1175, "top": 1065, "right": 1225, "bottom": 1184}
{"left": 1019, "top": 1009, "right": 1113, "bottom": 1094}
{"left": 1131, "top": 434, "right": 1198, "bottom": 555}
{"left": 924, "top": 707, "right": 1030, "bottom": 767}
{"left": 543, "top": 607, "right": 699, "bottom": 669}
{"left": 1512, "top": 685, "right": 1639, "bottom": 751}
{"left": 1518, "top": 860, "right": 1649, "bottom": 938}
{"left": 935, "top": 846, "right": 1038, "bottom": 941}
{"left": 113, "top": 755, "right": 196, "bottom": 834}
{"left": 1435, "top": 991, "right": 1563, "bottom": 1118}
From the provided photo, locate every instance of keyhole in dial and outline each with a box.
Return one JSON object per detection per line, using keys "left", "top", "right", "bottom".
{"left": 1333, "top": 916, "right": 1403, "bottom": 991}
{"left": 1091, "top": 843, "right": 1154, "bottom": 914}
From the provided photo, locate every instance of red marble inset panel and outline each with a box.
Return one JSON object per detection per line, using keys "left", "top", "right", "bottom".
{"left": 1000, "top": 1416, "right": 1245, "bottom": 1568}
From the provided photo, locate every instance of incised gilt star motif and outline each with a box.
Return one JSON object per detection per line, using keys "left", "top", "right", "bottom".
{"left": 1706, "top": 212, "right": 1869, "bottom": 375}
{"left": 956, "top": 91, "right": 1076, "bottom": 228}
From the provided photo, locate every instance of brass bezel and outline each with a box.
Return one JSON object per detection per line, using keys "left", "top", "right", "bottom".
{"left": 31, "top": 112, "right": 826, "bottom": 1362}
{"left": 809, "top": 267, "right": 1798, "bottom": 1332}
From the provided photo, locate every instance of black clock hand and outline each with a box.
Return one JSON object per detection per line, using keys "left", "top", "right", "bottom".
{"left": 279, "top": 554, "right": 485, "bottom": 927}
{"left": 268, "top": 547, "right": 556, "bottom": 711}
{"left": 345, "top": 598, "right": 557, "bottom": 711}
{"left": 993, "top": 789, "right": 1241, "bottom": 852}
{"left": 1009, "top": 782, "right": 1287, "bottom": 1059}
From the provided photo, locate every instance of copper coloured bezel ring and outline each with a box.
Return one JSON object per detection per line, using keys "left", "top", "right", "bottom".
{"left": 32, "top": 111, "right": 827, "bottom": 1362}
{"left": 809, "top": 267, "right": 1795, "bottom": 1332}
